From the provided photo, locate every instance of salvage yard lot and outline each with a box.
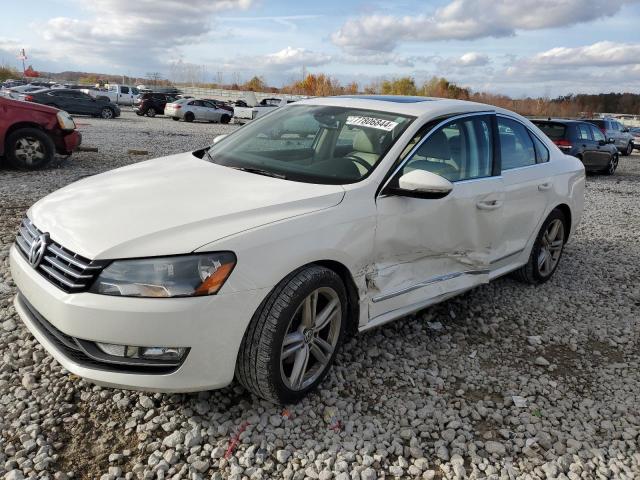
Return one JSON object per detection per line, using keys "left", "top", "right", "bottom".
{"left": 1, "top": 110, "right": 639, "bottom": 479}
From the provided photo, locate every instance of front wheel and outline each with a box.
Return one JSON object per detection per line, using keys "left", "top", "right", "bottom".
{"left": 236, "top": 266, "right": 347, "bottom": 404}
{"left": 623, "top": 142, "right": 633, "bottom": 156}
{"left": 5, "top": 128, "right": 55, "bottom": 169}
{"left": 220, "top": 114, "right": 231, "bottom": 124}
{"left": 100, "top": 107, "right": 114, "bottom": 119}
{"left": 512, "top": 209, "right": 566, "bottom": 285}
{"left": 172, "top": 117, "right": 180, "bottom": 121}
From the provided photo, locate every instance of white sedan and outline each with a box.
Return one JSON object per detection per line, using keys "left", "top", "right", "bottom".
{"left": 165, "top": 98, "right": 233, "bottom": 123}
{"left": 10, "top": 96, "right": 584, "bottom": 403}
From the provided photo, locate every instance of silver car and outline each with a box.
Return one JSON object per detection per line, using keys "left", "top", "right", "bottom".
{"left": 585, "top": 118, "right": 635, "bottom": 156}
{"left": 165, "top": 99, "right": 232, "bottom": 124}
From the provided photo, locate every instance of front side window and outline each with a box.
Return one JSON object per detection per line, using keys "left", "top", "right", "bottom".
{"left": 498, "top": 117, "right": 536, "bottom": 170}
{"left": 399, "top": 115, "right": 494, "bottom": 182}
{"left": 120, "top": 86, "right": 129, "bottom": 94}
{"left": 204, "top": 105, "right": 414, "bottom": 184}
{"left": 578, "top": 125, "right": 592, "bottom": 140}
{"left": 591, "top": 126, "right": 606, "bottom": 142}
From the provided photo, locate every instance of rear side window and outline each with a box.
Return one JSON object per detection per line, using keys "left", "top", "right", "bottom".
{"left": 533, "top": 122, "right": 566, "bottom": 141}
{"left": 120, "top": 86, "right": 129, "bottom": 94}
{"left": 498, "top": 117, "right": 536, "bottom": 170}
{"left": 531, "top": 135, "right": 549, "bottom": 163}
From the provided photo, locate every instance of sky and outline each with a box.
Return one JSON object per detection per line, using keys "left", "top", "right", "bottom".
{"left": 1, "top": 0, "right": 640, "bottom": 97}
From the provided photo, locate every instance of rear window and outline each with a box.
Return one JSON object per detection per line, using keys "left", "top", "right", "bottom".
{"left": 532, "top": 122, "right": 566, "bottom": 141}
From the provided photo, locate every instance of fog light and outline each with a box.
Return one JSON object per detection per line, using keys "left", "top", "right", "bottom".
{"left": 96, "top": 342, "right": 187, "bottom": 362}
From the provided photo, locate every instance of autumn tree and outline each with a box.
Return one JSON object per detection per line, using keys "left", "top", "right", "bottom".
{"left": 380, "top": 77, "right": 417, "bottom": 96}
{"left": 242, "top": 76, "right": 268, "bottom": 92}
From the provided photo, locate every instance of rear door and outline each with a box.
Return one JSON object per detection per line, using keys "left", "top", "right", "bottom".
{"left": 119, "top": 86, "right": 131, "bottom": 105}
{"left": 498, "top": 116, "right": 552, "bottom": 261}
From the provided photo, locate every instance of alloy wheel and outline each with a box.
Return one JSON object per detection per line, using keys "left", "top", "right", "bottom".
{"left": 101, "top": 108, "right": 113, "bottom": 119}
{"left": 280, "top": 287, "right": 341, "bottom": 391}
{"left": 538, "top": 219, "right": 564, "bottom": 277}
{"left": 14, "top": 137, "right": 46, "bottom": 166}
{"left": 608, "top": 155, "right": 618, "bottom": 175}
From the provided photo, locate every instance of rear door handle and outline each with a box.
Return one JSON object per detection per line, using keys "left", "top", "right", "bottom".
{"left": 538, "top": 182, "right": 552, "bottom": 191}
{"left": 476, "top": 199, "right": 503, "bottom": 210}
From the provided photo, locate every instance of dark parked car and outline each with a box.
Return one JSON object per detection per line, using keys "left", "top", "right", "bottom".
{"left": 584, "top": 118, "right": 634, "bottom": 156}
{"left": 532, "top": 119, "right": 619, "bottom": 175}
{"left": 134, "top": 92, "right": 177, "bottom": 117}
{"left": 0, "top": 96, "right": 81, "bottom": 169}
{"left": 26, "top": 89, "right": 120, "bottom": 119}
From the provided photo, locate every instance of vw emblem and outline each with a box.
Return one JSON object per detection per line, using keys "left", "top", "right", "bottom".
{"left": 28, "top": 233, "right": 49, "bottom": 268}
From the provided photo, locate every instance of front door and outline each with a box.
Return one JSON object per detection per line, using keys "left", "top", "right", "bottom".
{"left": 369, "top": 113, "right": 505, "bottom": 321}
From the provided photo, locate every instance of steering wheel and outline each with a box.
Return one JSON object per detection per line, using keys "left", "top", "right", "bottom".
{"left": 344, "top": 155, "right": 372, "bottom": 172}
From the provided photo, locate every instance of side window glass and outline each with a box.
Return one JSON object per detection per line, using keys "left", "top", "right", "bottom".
{"left": 578, "top": 125, "right": 592, "bottom": 140}
{"left": 530, "top": 133, "right": 549, "bottom": 163}
{"left": 591, "top": 126, "right": 605, "bottom": 142}
{"left": 120, "top": 86, "right": 129, "bottom": 94}
{"left": 498, "top": 117, "right": 536, "bottom": 170}
{"left": 400, "top": 115, "right": 493, "bottom": 182}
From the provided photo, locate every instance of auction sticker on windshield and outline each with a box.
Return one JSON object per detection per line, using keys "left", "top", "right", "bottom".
{"left": 346, "top": 116, "right": 398, "bottom": 131}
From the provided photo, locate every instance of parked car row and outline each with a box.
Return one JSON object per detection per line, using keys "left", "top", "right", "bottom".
{"left": 532, "top": 116, "right": 636, "bottom": 175}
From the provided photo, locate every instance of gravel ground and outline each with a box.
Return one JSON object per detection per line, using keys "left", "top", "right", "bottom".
{"left": 1, "top": 110, "right": 639, "bottom": 480}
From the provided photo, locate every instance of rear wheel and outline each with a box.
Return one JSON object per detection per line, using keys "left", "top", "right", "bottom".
{"left": 172, "top": 117, "right": 180, "bottom": 121}
{"left": 184, "top": 112, "right": 194, "bottom": 122}
{"left": 5, "top": 128, "right": 55, "bottom": 169}
{"left": 512, "top": 209, "right": 566, "bottom": 285}
{"left": 236, "top": 266, "right": 347, "bottom": 404}
{"left": 146, "top": 107, "right": 156, "bottom": 118}
{"left": 220, "top": 114, "right": 231, "bottom": 124}
{"left": 603, "top": 153, "right": 618, "bottom": 175}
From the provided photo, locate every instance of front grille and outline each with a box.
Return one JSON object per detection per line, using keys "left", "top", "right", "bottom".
{"left": 18, "top": 293, "right": 183, "bottom": 375}
{"left": 15, "top": 217, "right": 107, "bottom": 293}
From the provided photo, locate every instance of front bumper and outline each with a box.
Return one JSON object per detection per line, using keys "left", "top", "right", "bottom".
{"left": 10, "top": 244, "right": 268, "bottom": 392}
{"left": 54, "top": 130, "right": 81, "bottom": 155}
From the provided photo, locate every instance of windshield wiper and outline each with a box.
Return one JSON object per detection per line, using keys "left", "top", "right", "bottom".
{"left": 231, "top": 166, "right": 287, "bottom": 179}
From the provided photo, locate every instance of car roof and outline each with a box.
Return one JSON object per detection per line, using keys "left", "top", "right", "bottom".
{"left": 531, "top": 119, "right": 589, "bottom": 125}
{"left": 295, "top": 95, "right": 500, "bottom": 119}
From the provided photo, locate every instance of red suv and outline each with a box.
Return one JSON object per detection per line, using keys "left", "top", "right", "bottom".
{"left": 0, "top": 97, "right": 81, "bottom": 169}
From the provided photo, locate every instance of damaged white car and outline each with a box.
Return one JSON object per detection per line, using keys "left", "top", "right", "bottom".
{"left": 10, "top": 95, "right": 585, "bottom": 403}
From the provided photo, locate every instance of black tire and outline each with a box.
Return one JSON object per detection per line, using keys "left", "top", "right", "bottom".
{"left": 135, "top": 111, "right": 144, "bottom": 116}
{"left": 146, "top": 107, "right": 156, "bottom": 118}
{"left": 100, "top": 107, "right": 114, "bottom": 119}
{"left": 184, "top": 112, "right": 195, "bottom": 122}
{"left": 603, "top": 153, "right": 618, "bottom": 175}
{"left": 236, "top": 265, "right": 347, "bottom": 404}
{"left": 512, "top": 209, "right": 567, "bottom": 285}
{"left": 5, "top": 128, "right": 55, "bottom": 169}
{"left": 220, "top": 114, "right": 231, "bottom": 125}
{"left": 623, "top": 142, "right": 633, "bottom": 156}
{"left": 172, "top": 117, "right": 180, "bottom": 121}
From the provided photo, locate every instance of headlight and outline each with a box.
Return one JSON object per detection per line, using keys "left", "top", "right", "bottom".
{"left": 56, "top": 110, "right": 76, "bottom": 131}
{"left": 89, "top": 252, "right": 236, "bottom": 298}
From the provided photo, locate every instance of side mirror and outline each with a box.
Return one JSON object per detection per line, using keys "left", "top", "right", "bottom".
{"left": 608, "top": 138, "right": 615, "bottom": 144}
{"left": 386, "top": 170, "right": 453, "bottom": 199}
{"left": 212, "top": 134, "right": 228, "bottom": 144}
{"left": 598, "top": 139, "right": 606, "bottom": 146}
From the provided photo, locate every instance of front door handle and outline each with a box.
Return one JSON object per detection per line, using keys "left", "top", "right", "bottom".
{"left": 476, "top": 199, "right": 503, "bottom": 210}
{"left": 538, "top": 182, "right": 552, "bottom": 191}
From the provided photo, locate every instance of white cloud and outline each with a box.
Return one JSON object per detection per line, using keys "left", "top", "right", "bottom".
{"left": 332, "top": 0, "right": 638, "bottom": 53}
{"left": 223, "top": 47, "right": 331, "bottom": 72}
{"left": 449, "top": 52, "right": 490, "bottom": 67}
{"left": 526, "top": 41, "right": 640, "bottom": 67}
{"left": 37, "top": 0, "right": 253, "bottom": 69}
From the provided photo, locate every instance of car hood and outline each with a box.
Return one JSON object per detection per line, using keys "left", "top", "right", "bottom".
{"left": 28, "top": 153, "right": 345, "bottom": 260}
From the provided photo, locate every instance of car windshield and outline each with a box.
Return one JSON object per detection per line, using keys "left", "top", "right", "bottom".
{"left": 203, "top": 104, "right": 414, "bottom": 184}
{"left": 533, "top": 122, "right": 566, "bottom": 140}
